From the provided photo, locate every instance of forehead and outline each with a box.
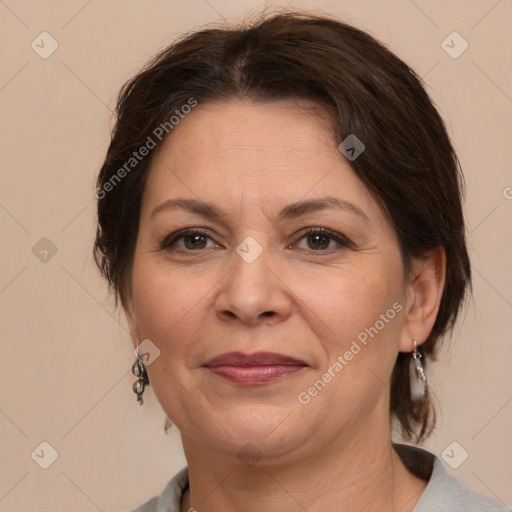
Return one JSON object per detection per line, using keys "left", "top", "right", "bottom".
{"left": 141, "top": 99, "right": 379, "bottom": 222}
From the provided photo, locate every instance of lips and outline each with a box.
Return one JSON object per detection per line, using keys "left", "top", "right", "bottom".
{"left": 204, "top": 351, "right": 307, "bottom": 367}
{"left": 203, "top": 351, "right": 308, "bottom": 385}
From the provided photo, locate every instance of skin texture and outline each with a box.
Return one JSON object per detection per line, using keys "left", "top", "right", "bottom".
{"left": 124, "top": 99, "right": 446, "bottom": 512}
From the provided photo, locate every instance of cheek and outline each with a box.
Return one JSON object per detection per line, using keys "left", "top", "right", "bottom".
{"left": 304, "top": 258, "right": 405, "bottom": 376}
{"left": 130, "top": 255, "right": 208, "bottom": 344}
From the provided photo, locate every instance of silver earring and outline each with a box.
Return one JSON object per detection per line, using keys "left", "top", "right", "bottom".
{"left": 131, "top": 358, "right": 149, "bottom": 405}
{"left": 409, "top": 340, "right": 427, "bottom": 400}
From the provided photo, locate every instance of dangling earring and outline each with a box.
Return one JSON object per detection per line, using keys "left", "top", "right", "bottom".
{"left": 409, "top": 339, "right": 427, "bottom": 401}
{"left": 131, "top": 357, "right": 149, "bottom": 405}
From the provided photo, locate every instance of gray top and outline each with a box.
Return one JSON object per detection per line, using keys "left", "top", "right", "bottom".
{"left": 130, "top": 444, "right": 508, "bottom": 511}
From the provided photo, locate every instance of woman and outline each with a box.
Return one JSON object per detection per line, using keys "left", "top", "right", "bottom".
{"left": 93, "top": 11, "right": 508, "bottom": 512}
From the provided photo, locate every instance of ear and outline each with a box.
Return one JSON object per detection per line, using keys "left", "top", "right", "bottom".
{"left": 399, "top": 246, "right": 446, "bottom": 353}
{"left": 122, "top": 291, "right": 140, "bottom": 351}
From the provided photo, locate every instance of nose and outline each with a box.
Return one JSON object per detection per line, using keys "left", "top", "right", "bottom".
{"left": 214, "top": 243, "right": 292, "bottom": 326}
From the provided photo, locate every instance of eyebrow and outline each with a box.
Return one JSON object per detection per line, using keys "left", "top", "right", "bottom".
{"left": 150, "top": 196, "right": 370, "bottom": 223}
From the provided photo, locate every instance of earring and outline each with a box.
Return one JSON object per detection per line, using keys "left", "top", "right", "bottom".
{"left": 409, "top": 340, "right": 427, "bottom": 401}
{"left": 131, "top": 358, "right": 150, "bottom": 405}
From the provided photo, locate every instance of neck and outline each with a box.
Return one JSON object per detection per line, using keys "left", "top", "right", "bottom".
{"left": 179, "top": 413, "right": 427, "bottom": 512}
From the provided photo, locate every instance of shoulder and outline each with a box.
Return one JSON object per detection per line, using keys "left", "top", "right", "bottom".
{"left": 394, "top": 443, "right": 509, "bottom": 512}
{"left": 128, "top": 466, "right": 189, "bottom": 512}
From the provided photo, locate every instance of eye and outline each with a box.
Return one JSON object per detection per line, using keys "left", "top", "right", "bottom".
{"left": 294, "top": 227, "right": 351, "bottom": 252}
{"left": 160, "top": 228, "right": 218, "bottom": 251}
{"left": 160, "top": 227, "right": 352, "bottom": 253}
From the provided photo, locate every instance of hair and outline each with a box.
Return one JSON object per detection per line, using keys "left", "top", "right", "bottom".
{"left": 93, "top": 10, "right": 471, "bottom": 444}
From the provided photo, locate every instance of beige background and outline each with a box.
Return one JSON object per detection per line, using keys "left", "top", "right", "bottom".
{"left": 0, "top": 0, "right": 511, "bottom": 510}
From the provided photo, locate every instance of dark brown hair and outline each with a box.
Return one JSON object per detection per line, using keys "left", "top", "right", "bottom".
{"left": 93, "top": 11, "right": 471, "bottom": 443}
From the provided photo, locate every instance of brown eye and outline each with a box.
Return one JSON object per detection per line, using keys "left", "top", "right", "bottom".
{"left": 160, "top": 229, "right": 216, "bottom": 251}
{"left": 182, "top": 233, "right": 208, "bottom": 250}
{"left": 295, "top": 228, "right": 351, "bottom": 252}
{"left": 306, "top": 232, "right": 330, "bottom": 250}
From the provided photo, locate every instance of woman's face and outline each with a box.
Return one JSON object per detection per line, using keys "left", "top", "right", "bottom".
{"left": 125, "top": 99, "right": 425, "bottom": 463}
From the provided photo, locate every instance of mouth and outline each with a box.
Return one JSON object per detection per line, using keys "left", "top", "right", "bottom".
{"left": 203, "top": 351, "right": 308, "bottom": 385}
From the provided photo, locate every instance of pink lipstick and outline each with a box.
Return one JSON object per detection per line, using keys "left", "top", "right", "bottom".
{"left": 203, "top": 351, "right": 307, "bottom": 385}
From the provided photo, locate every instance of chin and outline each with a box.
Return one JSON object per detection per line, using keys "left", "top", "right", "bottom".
{"left": 204, "top": 407, "right": 313, "bottom": 463}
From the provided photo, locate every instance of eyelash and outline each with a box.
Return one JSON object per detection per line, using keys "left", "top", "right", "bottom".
{"left": 159, "top": 227, "right": 352, "bottom": 253}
